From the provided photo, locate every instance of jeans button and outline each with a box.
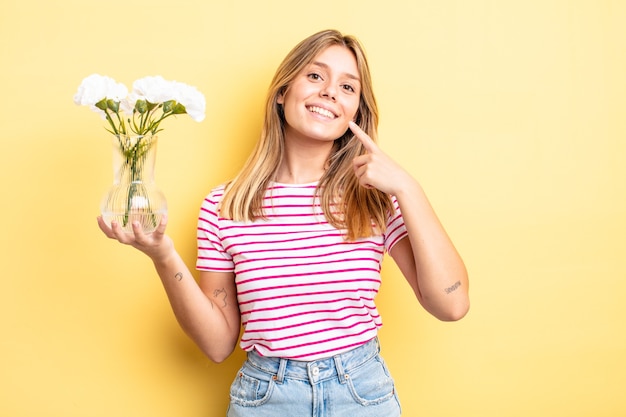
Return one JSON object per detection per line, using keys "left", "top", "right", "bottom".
{"left": 312, "top": 366, "right": 320, "bottom": 376}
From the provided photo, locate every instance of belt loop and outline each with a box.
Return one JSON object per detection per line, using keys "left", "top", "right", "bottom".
{"left": 333, "top": 355, "right": 348, "bottom": 385}
{"left": 275, "top": 358, "right": 287, "bottom": 384}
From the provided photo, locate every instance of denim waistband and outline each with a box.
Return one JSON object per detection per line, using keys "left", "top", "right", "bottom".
{"left": 245, "top": 337, "right": 380, "bottom": 385}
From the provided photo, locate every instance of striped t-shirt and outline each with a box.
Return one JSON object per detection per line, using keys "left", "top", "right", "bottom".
{"left": 196, "top": 182, "right": 408, "bottom": 361}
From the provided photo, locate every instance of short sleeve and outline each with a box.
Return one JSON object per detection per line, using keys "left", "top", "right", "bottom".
{"left": 196, "top": 186, "right": 235, "bottom": 272}
{"left": 383, "top": 196, "right": 408, "bottom": 252}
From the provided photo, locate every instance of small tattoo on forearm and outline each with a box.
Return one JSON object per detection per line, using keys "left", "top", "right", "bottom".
{"left": 213, "top": 288, "right": 228, "bottom": 307}
{"left": 174, "top": 272, "right": 183, "bottom": 281}
{"left": 444, "top": 281, "right": 461, "bottom": 294}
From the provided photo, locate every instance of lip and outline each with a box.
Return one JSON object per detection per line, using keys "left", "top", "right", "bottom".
{"left": 306, "top": 103, "right": 338, "bottom": 119}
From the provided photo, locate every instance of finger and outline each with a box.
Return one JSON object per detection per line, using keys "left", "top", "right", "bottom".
{"left": 152, "top": 214, "right": 168, "bottom": 239}
{"left": 98, "top": 216, "right": 131, "bottom": 243}
{"left": 110, "top": 220, "right": 134, "bottom": 244}
{"left": 130, "top": 220, "right": 150, "bottom": 244}
{"left": 348, "top": 121, "right": 378, "bottom": 153}
{"left": 353, "top": 162, "right": 374, "bottom": 189}
{"left": 97, "top": 216, "right": 116, "bottom": 239}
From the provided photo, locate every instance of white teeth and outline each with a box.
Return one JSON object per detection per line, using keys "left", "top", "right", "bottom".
{"left": 308, "top": 106, "right": 335, "bottom": 119}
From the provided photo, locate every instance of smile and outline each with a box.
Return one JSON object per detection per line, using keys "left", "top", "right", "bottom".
{"left": 307, "top": 106, "right": 337, "bottom": 119}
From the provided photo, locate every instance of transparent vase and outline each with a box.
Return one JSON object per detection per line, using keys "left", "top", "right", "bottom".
{"left": 100, "top": 134, "right": 167, "bottom": 234}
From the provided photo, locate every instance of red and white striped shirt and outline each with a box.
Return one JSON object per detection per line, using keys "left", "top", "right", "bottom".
{"left": 196, "top": 182, "right": 408, "bottom": 361}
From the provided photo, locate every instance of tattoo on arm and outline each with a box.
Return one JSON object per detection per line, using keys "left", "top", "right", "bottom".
{"left": 444, "top": 281, "right": 461, "bottom": 294}
{"left": 174, "top": 272, "right": 183, "bottom": 281}
{"left": 213, "top": 288, "right": 228, "bottom": 308}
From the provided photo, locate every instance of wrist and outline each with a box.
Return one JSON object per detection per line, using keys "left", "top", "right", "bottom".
{"left": 391, "top": 175, "right": 421, "bottom": 199}
{"left": 148, "top": 238, "right": 177, "bottom": 267}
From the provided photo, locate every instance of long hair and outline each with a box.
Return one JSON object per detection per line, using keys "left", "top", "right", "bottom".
{"left": 219, "top": 29, "right": 394, "bottom": 240}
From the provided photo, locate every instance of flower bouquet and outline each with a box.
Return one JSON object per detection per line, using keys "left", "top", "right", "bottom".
{"left": 74, "top": 74, "right": 206, "bottom": 233}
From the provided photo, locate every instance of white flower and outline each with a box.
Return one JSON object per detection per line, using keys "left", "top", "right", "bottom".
{"left": 73, "top": 74, "right": 128, "bottom": 119}
{"left": 119, "top": 92, "right": 139, "bottom": 115}
{"left": 131, "top": 76, "right": 175, "bottom": 104}
{"left": 173, "top": 81, "right": 206, "bottom": 122}
{"left": 73, "top": 74, "right": 128, "bottom": 106}
{"left": 75, "top": 73, "right": 206, "bottom": 135}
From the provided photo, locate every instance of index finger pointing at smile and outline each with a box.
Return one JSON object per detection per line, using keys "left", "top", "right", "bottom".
{"left": 349, "top": 121, "right": 377, "bottom": 153}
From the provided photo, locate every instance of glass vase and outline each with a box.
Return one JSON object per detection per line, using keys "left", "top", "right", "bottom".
{"left": 100, "top": 134, "right": 167, "bottom": 234}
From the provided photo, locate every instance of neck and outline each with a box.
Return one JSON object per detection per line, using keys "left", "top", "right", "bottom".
{"left": 275, "top": 157, "right": 326, "bottom": 184}
{"left": 276, "top": 139, "right": 333, "bottom": 184}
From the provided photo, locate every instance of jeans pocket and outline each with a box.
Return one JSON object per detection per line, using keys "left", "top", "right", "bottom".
{"left": 345, "top": 355, "right": 396, "bottom": 406}
{"left": 229, "top": 365, "right": 275, "bottom": 407}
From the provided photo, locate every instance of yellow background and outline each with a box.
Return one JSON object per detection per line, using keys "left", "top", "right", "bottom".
{"left": 1, "top": 0, "right": 625, "bottom": 416}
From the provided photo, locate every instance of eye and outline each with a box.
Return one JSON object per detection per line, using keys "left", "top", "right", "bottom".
{"left": 342, "top": 84, "right": 356, "bottom": 93}
{"left": 308, "top": 73, "right": 323, "bottom": 81}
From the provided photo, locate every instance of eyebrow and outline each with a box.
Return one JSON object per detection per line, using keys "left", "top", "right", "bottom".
{"left": 310, "top": 61, "right": 361, "bottom": 82}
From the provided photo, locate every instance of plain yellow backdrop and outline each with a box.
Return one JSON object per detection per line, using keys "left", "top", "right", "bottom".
{"left": 1, "top": 0, "right": 625, "bottom": 416}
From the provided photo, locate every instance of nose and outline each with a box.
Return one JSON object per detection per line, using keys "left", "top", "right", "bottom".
{"left": 320, "top": 83, "right": 337, "bottom": 101}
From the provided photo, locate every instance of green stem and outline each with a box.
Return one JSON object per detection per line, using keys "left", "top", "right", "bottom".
{"left": 144, "top": 105, "right": 162, "bottom": 134}
{"left": 114, "top": 110, "right": 126, "bottom": 135}
{"left": 131, "top": 112, "right": 141, "bottom": 135}
{"left": 103, "top": 109, "right": 119, "bottom": 135}
{"left": 121, "top": 136, "right": 157, "bottom": 229}
{"left": 149, "top": 111, "right": 174, "bottom": 134}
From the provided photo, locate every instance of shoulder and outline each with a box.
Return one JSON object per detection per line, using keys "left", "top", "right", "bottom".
{"left": 200, "top": 183, "right": 228, "bottom": 209}
{"left": 207, "top": 183, "right": 228, "bottom": 199}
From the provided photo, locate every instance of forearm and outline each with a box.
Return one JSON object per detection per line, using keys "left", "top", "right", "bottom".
{"left": 347, "top": 122, "right": 469, "bottom": 319}
{"left": 394, "top": 179, "right": 469, "bottom": 320}
{"left": 98, "top": 216, "right": 240, "bottom": 361}
{"left": 151, "top": 249, "right": 240, "bottom": 362}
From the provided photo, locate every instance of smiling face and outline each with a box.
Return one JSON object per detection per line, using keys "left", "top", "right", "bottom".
{"left": 277, "top": 45, "right": 361, "bottom": 146}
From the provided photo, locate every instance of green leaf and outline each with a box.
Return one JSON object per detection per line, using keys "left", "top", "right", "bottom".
{"left": 107, "top": 99, "right": 119, "bottom": 112}
{"left": 146, "top": 101, "right": 159, "bottom": 112}
{"left": 135, "top": 99, "right": 148, "bottom": 114}
{"left": 162, "top": 100, "right": 176, "bottom": 113}
{"left": 95, "top": 98, "right": 108, "bottom": 111}
{"left": 171, "top": 103, "right": 187, "bottom": 115}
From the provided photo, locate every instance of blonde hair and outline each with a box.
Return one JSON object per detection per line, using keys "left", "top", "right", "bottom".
{"left": 220, "top": 29, "right": 394, "bottom": 240}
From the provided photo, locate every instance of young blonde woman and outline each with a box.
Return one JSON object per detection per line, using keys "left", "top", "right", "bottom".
{"left": 98, "top": 29, "right": 469, "bottom": 417}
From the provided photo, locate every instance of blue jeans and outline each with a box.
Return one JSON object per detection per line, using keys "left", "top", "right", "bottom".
{"left": 226, "top": 338, "right": 401, "bottom": 417}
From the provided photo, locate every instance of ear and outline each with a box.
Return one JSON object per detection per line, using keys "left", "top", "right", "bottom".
{"left": 276, "top": 88, "right": 286, "bottom": 105}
